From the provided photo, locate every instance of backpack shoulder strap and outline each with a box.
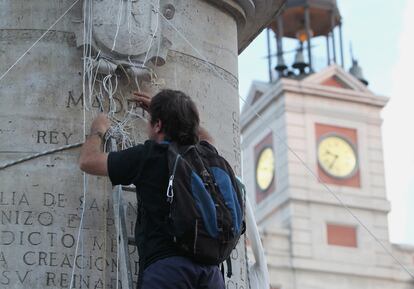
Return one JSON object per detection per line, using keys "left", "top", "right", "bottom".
{"left": 198, "top": 140, "right": 219, "bottom": 154}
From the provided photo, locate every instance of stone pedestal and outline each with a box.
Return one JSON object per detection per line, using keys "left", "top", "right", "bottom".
{"left": 0, "top": 0, "right": 284, "bottom": 288}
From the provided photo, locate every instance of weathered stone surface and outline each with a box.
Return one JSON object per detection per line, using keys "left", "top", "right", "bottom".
{"left": 0, "top": 0, "right": 249, "bottom": 287}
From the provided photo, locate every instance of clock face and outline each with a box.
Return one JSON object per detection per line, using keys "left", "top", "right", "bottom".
{"left": 317, "top": 135, "right": 358, "bottom": 179}
{"left": 256, "top": 147, "right": 275, "bottom": 191}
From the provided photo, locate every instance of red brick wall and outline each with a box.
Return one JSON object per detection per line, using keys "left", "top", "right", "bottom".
{"left": 327, "top": 224, "right": 357, "bottom": 247}
{"left": 321, "top": 76, "right": 350, "bottom": 89}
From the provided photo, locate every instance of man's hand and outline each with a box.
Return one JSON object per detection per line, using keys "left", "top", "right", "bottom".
{"left": 79, "top": 113, "right": 110, "bottom": 176}
{"left": 91, "top": 113, "right": 111, "bottom": 134}
{"left": 132, "top": 91, "right": 152, "bottom": 112}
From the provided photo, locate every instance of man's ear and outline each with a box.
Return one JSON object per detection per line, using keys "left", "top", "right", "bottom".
{"left": 154, "top": 119, "right": 163, "bottom": 133}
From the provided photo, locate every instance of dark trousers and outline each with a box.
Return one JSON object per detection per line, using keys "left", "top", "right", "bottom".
{"left": 140, "top": 256, "right": 225, "bottom": 289}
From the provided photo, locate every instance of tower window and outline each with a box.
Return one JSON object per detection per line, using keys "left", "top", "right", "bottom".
{"left": 327, "top": 224, "right": 357, "bottom": 247}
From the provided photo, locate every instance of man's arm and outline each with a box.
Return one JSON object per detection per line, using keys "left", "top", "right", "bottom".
{"left": 79, "top": 114, "right": 110, "bottom": 176}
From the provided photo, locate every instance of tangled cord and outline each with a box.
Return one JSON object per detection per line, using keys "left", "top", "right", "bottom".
{"left": 0, "top": 143, "right": 83, "bottom": 171}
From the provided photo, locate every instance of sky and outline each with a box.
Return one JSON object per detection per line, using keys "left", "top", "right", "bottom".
{"left": 238, "top": 0, "right": 414, "bottom": 245}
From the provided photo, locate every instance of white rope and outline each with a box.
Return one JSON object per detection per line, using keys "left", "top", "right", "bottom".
{"left": 245, "top": 196, "right": 269, "bottom": 288}
{"left": 174, "top": 62, "right": 178, "bottom": 90}
{"left": 102, "top": 74, "right": 118, "bottom": 115}
{"left": 98, "top": 2, "right": 164, "bottom": 286}
{"left": 0, "top": 0, "right": 81, "bottom": 83}
{"left": 142, "top": 0, "right": 161, "bottom": 66}
{"left": 154, "top": 26, "right": 162, "bottom": 67}
{"left": 158, "top": 12, "right": 414, "bottom": 281}
{"left": 0, "top": 143, "right": 82, "bottom": 170}
{"left": 112, "top": 0, "right": 124, "bottom": 51}
{"left": 240, "top": 179, "right": 253, "bottom": 289}
{"left": 127, "top": 0, "right": 133, "bottom": 37}
{"left": 69, "top": 173, "right": 88, "bottom": 288}
{"left": 70, "top": 0, "right": 93, "bottom": 286}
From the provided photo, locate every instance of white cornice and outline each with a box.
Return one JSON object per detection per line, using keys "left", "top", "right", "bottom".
{"left": 240, "top": 80, "right": 284, "bottom": 131}
{"left": 289, "top": 258, "right": 412, "bottom": 282}
{"left": 304, "top": 65, "right": 372, "bottom": 93}
{"left": 236, "top": 0, "right": 285, "bottom": 53}
{"left": 289, "top": 189, "right": 391, "bottom": 213}
{"left": 241, "top": 72, "right": 389, "bottom": 132}
{"left": 284, "top": 79, "right": 389, "bottom": 107}
{"left": 203, "top": 0, "right": 285, "bottom": 54}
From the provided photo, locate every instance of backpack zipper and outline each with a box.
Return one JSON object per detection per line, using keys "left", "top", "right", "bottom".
{"left": 166, "top": 154, "right": 180, "bottom": 203}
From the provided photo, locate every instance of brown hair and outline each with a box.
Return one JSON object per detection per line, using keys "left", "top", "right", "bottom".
{"left": 149, "top": 89, "right": 200, "bottom": 145}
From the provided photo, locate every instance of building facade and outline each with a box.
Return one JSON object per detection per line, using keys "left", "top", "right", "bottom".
{"left": 241, "top": 65, "right": 414, "bottom": 289}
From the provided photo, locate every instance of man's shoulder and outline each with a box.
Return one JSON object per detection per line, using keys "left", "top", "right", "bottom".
{"left": 139, "top": 140, "right": 170, "bottom": 159}
{"left": 197, "top": 140, "right": 218, "bottom": 154}
{"left": 143, "top": 140, "right": 170, "bottom": 149}
{"left": 141, "top": 140, "right": 217, "bottom": 155}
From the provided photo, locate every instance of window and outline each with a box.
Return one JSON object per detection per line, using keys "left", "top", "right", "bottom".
{"left": 327, "top": 224, "right": 357, "bottom": 247}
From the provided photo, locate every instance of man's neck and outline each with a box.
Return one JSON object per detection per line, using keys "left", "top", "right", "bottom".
{"left": 153, "top": 133, "right": 166, "bottom": 143}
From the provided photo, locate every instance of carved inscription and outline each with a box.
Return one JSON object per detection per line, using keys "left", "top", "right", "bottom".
{"left": 36, "top": 130, "right": 73, "bottom": 145}
{"left": 232, "top": 111, "right": 241, "bottom": 175}
{"left": 0, "top": 269, "right": 31, "bottom": 286}
{"left": 0, "top": 190, "right": 138, "bottom": 288}
{"left": 66, "top": 91, "right": 143, "bottom": 116}
{"left": 226, "top": 280, "right": 245, "bottom": 289}
{"left": 226, "top": 246, "right": 245, "bottom": 289}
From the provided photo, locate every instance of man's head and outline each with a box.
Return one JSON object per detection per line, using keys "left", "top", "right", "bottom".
{"left": 147, "top": 89, "right": 200, "bottom": 145}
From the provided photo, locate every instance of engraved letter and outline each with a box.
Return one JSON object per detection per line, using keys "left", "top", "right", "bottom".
{"left": 46, "top": 272, "right": 56, "bottom": 286}
{"left": 37, "top": 131, "right": 47, "bottom": 144}
{"left": 23, "top": 251, "right": 35, "bottom": 266}
{"left": 0, "top": 231, "right": 14, "bottom": 245}
{"left": 62, "top": 132, "right": 73, "bottom": 145}
{"left": 28, "top": 232, "right": 41, "bottom": 246}
{"left": 67, "top": 91, "right": 83, "bottom": 108}
{"left": 43, "top": 193, "right": 55, "bottom": 207}
{"left": 92, "top": 237, "right": 104, "bottom": 251}
{"left": 49, "top": 131, "right": 59, "bottom": 145}
{"left": 16, "top": 270, "right": 31, "bottom": 284}
{"left": 0, "top": 252, "right": 7, "bottom": 266}
{"left": 38, "top": 212, "right": 53, "bottom": 226}
{"left": 0, "top": 271, "right": 10, "bottom": 285}
{"left": 61, "top": 234, "right": 75, "bottom": 248}
{"left": 57, "top": 194, "right": 66, "bottom": 208}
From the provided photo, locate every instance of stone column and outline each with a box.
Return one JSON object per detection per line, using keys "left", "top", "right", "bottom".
{"left": 0, "top": 0, "right": 284, "bottom": 288}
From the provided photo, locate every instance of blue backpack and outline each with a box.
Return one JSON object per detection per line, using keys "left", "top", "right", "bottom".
{"left": 165, "top": 141, "right": 245, "bottom": 267}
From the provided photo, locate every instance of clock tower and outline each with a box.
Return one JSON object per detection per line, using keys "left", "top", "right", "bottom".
{"left": 240, "top": 1, "right": 414, "bottom": 288}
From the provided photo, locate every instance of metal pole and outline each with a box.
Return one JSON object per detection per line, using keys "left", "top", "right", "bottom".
{"left": 266, "top": 28, "right": 273, "bottom": 82}
{"left": 331, "top": 11, "right": 337, "bottom": 63}
{"left": 304, "top": 5, "right": 312, "bottom": 72}
{"left": 339, "top": 21, "right": 345, "bottom": 68}
{"left": 276, "top": 15, "right": 285, "bottom": 77}
{"left": 276, "top": 15, "right": 284, "bottom": 53}
{"left": 326, "top": 35, "right": 331, "bottom": 65}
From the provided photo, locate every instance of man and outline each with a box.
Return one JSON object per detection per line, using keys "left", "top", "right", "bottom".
{"left": 79, "top": 89, "right": 225, "bottom": 289}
